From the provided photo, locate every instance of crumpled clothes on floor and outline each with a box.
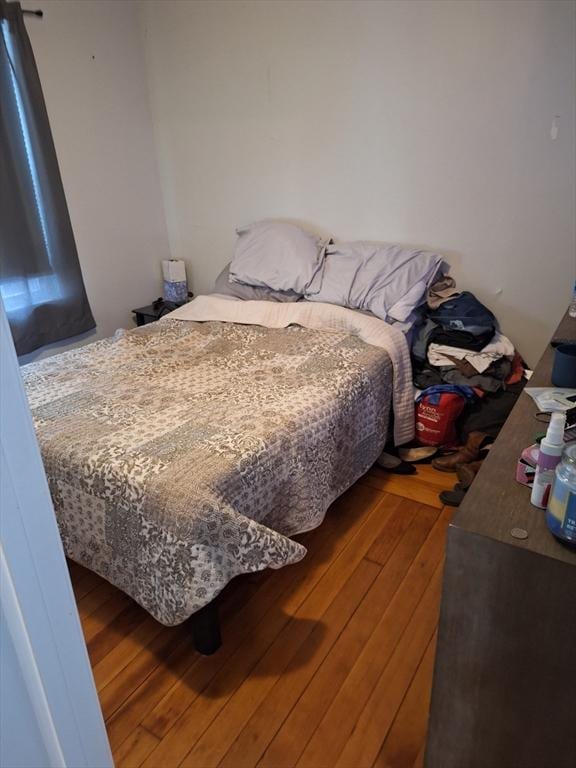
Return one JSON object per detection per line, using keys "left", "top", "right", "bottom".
{"left": 428, "top": 332, "right": 515, "bottom": 373}
{"left": 414, "top": 357, "right": 513, "bottom": 392}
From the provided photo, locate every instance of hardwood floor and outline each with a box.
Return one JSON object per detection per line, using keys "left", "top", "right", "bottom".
{"left": 69, "top": 464, "right": 455, "bottom": 768}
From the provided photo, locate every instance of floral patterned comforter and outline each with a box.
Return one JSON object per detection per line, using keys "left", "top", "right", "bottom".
{"left": 22, "top": 306, "right": 398, "bottom": 624}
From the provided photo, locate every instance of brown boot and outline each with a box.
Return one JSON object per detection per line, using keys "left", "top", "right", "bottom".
{"left": 432, "top": 432, "right": 490, "bottom": 473}
{"left": 456, "top": 460, "right": 483, "bottom": 489}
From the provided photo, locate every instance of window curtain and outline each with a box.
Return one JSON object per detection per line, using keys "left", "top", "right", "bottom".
{"left": 0, "top": 0, "right": 95, "bottom": 355}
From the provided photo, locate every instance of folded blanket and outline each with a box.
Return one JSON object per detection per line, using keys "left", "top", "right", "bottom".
{"left": 169, "top": 296, "right": 415, "bottom": 445}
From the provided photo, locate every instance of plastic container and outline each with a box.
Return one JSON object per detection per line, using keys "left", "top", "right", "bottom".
{"left": 546, "top": 442, "right": 576, "bottom": 545}
{"left": 530, "top": 412, "right": 566, "bottom": 508}
{"left": 551, "top": 343, "right": 576, "bottom": 387}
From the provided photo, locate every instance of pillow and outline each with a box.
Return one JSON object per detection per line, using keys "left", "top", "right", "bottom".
{"left": 387, "top": 279, "right": 428, "bottom": 322}
{"left": 229, "top": 221, "right": 327, "bottom": 294}
{"left": 212, "top": 264, "right": 302, "bottom": 302}
{"left": 305, "top": 242, "right": 445, "bottom": 321}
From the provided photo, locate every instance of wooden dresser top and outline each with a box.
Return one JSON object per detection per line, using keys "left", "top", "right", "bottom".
{"left": 452, "top": 310, "right": 576, "bottom": 566}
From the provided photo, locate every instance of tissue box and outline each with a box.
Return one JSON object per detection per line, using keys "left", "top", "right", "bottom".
{"left": 162, "top": 259, "right": 188, "bottom": 303}
{"left": 163, "top": 280, "right": 187, "bottom": 303}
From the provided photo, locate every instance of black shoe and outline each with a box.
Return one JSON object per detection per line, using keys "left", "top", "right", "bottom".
{"left": 375, "top": 452, "right": 417, "bottom": 475}
{"left": 439, "top": 484, "right": 467, "bottom": 507}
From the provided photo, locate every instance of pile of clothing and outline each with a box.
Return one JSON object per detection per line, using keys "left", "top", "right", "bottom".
{"left": 378, "top": 274, "right": 528, "bottom": 507}
{"left": 411, "top": 282, "right": 528, "bottom": 444}
{"left": 412, "top": 289, "right": 524, "bottom": 392}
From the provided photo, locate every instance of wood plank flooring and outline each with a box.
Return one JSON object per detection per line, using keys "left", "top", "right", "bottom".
{"left": 69, "top": 464, "right": 455, "bottom": 768}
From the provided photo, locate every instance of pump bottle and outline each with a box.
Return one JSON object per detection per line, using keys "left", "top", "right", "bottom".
{"left": 530, "top": 412, "right": 566, "bottom": 509}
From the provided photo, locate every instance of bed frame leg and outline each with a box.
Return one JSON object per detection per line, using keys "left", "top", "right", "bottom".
{"left": 190, "top": 600, "right": 221, "bottom": 655}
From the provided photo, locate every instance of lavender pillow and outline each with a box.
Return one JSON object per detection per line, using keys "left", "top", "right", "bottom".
{"left": 212, "top": 264, "right": 302, "bottom": 302}
{"left": 229, "top": 221, "right": 327, "bottom": 294}
{"left": 306, "top": 242, "right": 444, "bottom": 321}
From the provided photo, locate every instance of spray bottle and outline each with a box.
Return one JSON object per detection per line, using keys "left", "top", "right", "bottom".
{"left": 531, "top": 412, "right": 566, "bottom": 509}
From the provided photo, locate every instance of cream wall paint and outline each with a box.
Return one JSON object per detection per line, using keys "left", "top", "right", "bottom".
{"left": 22, "top": 0, "right": 171, "bottom": 361}
{"left": 140, "top": 0, "right": 575, "bottom": 365}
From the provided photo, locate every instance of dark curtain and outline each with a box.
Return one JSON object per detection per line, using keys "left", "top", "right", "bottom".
{"left": 0, "top": 0, "right": 95, "bottom": 355}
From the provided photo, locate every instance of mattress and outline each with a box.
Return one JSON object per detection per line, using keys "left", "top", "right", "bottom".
{"left": 22, "top": 298, "right": 413, "bottom": 625}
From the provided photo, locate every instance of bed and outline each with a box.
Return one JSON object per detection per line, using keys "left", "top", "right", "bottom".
{"left": 22, "top": 296, "right": 414, "bottom": 652}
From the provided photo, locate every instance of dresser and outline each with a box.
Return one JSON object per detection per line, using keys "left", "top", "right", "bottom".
{"left": 426, "top": 311, "right": 576, "bottom": 768}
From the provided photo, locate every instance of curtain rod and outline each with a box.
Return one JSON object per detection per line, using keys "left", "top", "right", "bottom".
{"left": 22, "top": 9, "right": 43, "bottom": 18}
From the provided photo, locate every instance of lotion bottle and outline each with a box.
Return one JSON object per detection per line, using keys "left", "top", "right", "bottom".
{"left": 531, "top": 412, "right": 566, "bottom": 509}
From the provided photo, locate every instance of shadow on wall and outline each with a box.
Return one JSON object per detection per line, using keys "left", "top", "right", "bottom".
{"left": 260, "top": 218, "right": 465, "bottom": 278}
{"left": 496, "top": 306, "right": 558, "bottom": 363}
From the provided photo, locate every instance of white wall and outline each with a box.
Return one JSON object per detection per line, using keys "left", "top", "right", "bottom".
{"left": 23, "top": 0, "right": 171, "bottom": 360}
{"left": 140, "top": 0, "right": 576, "bottom": 365}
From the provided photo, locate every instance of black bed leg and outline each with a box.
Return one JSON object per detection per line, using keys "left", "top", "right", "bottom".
{"left": 190, "top": 600, "right": 222, "bottom": 655}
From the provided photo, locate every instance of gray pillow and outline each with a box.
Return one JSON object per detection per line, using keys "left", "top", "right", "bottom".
{"left": 212, "top": 264, "right": 302, "bottom": 302}
{"left": 229, "top": 221, "right": 327, "bottom": 294}
{"left": 305, "top": 242, "right": 444, "bottom": 321}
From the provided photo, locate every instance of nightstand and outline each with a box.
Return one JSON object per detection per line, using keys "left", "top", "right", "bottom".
{"left": 132, "top": 298, "right": 188, "bottom": 326}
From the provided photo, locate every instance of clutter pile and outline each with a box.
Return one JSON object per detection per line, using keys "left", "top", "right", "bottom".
{"left": 379, "top": 276, "right": 529, "bottom": 506}
{"left": 412, "top": 288, "right": 525, "bottom": 394}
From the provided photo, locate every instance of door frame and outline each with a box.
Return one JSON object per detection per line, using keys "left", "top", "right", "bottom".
{"left": 1, "top": 300, "right": 113, "bottom": 768}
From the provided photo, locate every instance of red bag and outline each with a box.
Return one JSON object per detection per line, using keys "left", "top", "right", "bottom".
{"left": 415, "top": 391, "right": 466, "bottom": 447}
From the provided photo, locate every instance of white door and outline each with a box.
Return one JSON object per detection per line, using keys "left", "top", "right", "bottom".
{"left": 0, "top": 300, "right": 113, "bottom": 768}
